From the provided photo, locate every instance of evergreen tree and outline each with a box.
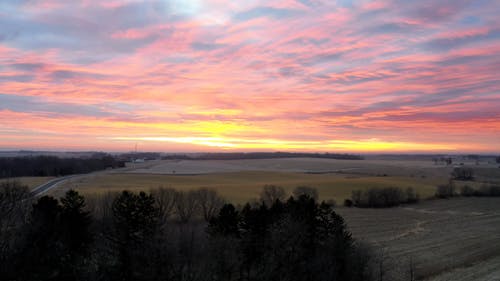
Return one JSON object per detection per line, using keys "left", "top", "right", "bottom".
{"left": 110, "top": 191, "right": 160, "bottom": 281}
{"left": 19, "top": 196, "right": 63, "bottom": 280}
{"left": 59, "top": 190, "right": 93, "bottom": 280}
{"left": 208, "top": 204, "right": 240, "bottom": 237}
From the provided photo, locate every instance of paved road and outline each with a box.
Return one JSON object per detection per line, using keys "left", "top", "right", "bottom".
{"left": 30, "top": 175, "right": 77, "bottom": 196}
{"left": 29, "top": 167, "right": 127, "bottom": 197}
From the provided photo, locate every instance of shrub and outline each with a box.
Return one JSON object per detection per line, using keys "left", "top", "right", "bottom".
{"left": 324, "top": 199, "right": 336, "bottom": 208}
{"left": 460, "top": 185, "right": 475, "bottom": 197}
{"left": 344, "top": 199, "right": 353, "bottom": 207}
{"left": 350, "top": 187, "right": 417, "bottom": 208}
{"left": 451, "top": 167, "right": 474, "bottom": 180}
{"left": 351, "top": 190, "right": 362, "bottom": 206}
{"left": 489, "top": 185, "right": 500, "bottom": 196}
{"left": 478, "top": 185, "right": 500, "bottom": 197}
{"left": 436, "top": 183, "right": 455, "bottom": 198}
{"left": 405, "top": 187, "right": 419, "bottom": 203}
{"left": 458, "top": 184, "right": 500, "bottom": 197}
{"left": 292, "top": 186, "right": 318, "bottom": 201}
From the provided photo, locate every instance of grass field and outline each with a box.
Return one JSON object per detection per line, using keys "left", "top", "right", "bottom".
{"left": 53, "top": 171, "right": 444, "bottom": 203}
{"left": 4, "top": 158, "right": 498, "bottom": 204}
{"left": 48, "top": 158, "right": 500, "bottom": 203}
{"left": 0, "top": 176, "right": 54, "bottom": 190}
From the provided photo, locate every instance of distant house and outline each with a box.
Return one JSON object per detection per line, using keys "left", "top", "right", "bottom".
{"left": 133, "top": 158, "right": 145, "bottom": 163}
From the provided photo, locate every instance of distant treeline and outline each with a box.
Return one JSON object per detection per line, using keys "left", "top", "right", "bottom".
{"left": 461, "top": 184, "right": 500, "bottom": 197}
{"left": 347, "top": 187, "right": 419, "bottom": 208}
{"left": 436, "top": 181, "right": 500, "bottom": 198}
{"left": 163, "top": 152, "right": 364, "bottom": 160}
{"left": 120, "top": 152, "right": 161, "bottom": 160}
{"left": 0, "top": 155, "right": 125, "bottom": 178}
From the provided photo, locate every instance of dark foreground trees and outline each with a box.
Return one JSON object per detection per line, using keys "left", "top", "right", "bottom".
{"left": 107, "top": 191, "right": 163, "bottom": 281}
{"left": 8, "top": 189, "right": 93, "bottom": 281}
{"left": 208, "top": 195, "right": 373, "bottom": 281}
{"left": 0, "top": 182, "right": 32, "bottom": 278}
{"left": 0, "top": 184, "right": 375, "bottom": 281}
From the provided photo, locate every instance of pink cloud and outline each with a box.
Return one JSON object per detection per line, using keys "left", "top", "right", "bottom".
{"left": 0, "top": 1, "right": 499, "bottom": 152}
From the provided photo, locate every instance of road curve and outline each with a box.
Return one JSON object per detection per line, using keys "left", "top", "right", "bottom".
{"left": 30, "top": 175, "right": 77, "bottom": 196}
{"left": 29, "top": 167, "right": 128, "bottom": 197}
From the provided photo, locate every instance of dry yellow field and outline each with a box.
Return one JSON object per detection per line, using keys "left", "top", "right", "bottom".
{"left": 6, "top": 158, "right": 498, "bottom": 204}
{"left": 54, "top": 171, "right": 443, "bottom": 204}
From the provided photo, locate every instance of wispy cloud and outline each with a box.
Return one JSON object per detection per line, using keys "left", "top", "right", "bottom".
{"left": 0, "top": 0, "right": 499, "bottom": 152}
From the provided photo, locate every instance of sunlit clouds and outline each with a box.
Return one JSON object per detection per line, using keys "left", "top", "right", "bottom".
{"left": 0, "top": 0, "right": 499, "bottom": 152}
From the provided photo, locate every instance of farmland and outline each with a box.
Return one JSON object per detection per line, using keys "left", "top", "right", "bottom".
{"left": 52, "top": 171, "right": 442, "bottom": 204}
{"left": 337, "top": 197, "right": 500, "bottom": 280}
{"left": 4, "top": 156, "right": 500, "bottom": 280}
{"left": 120, "top": 157, "right": 454, "bottom": 176}
{"left": 50, "top": 157, "right": 498, "bottom": 204}
{"left": 2, "top": 157, "right": 453, "bottom": 203}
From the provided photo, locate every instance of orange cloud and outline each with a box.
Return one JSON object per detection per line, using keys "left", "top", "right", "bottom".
{"left": 0, "top": 0, "right": 499, "bottom": 153}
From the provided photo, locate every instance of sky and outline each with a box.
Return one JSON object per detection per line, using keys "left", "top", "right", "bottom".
{"left": 0, "top": 0, "right": 499, "bottom": 153}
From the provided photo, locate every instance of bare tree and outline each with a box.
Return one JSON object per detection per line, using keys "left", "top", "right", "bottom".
{"left": 351, "top": 190, "right": 362, "bottom": 206}
{"left": 174, "top": 190, "right": 199, "bottom": 223}
{"left": 85, "top": 191, "right": 119, "bottom": 220}
{"left": 0, "top": 181, "right": 31, "bottom": 224}
{"left": 195, "top": 188, "right": 225, "bottom": 222}
{"left": 260, "top": 185, "right": 286, "bottom": 206}
{"left": 292, "top": 186, "right": 318, "bottom": 201}
{"left": 405, "top": 187, "right": 419, "bottom": 203}
{"left": 408, "top": 256, "right": 415, "bottom": 281}
{"left": 378, "top": 251, "right": 385, "bottom": 281}
{"left": 451, "top": 167, "right": 474, "bottom": 180}
{"left": 436, "top": 180, "right": 455, "bottom": 198}
{"left": 0, "top": 181, "right": 32, "bottom": 265}
{"left": 151, "top": 186, "right": 177, "bottom": 223}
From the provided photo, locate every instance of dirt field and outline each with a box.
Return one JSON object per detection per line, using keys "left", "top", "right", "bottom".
{"left": 123, "top": 158, "right": 452, "bottom": 177}
{"left": 337, "top": 197, "right": 500, "bottom": 281}
{"left": 425, "top": 255, "right": 500, "bottom": 281}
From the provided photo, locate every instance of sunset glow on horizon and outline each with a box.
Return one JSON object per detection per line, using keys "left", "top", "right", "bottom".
{"left": 1, "top": 0, "right": 499, "bottom": 153}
